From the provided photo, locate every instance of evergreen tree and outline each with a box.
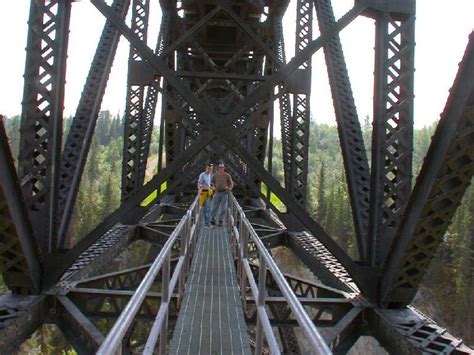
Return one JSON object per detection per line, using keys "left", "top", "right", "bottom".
{"left": 318, "top": 162, "right": 325, "bottom": 221}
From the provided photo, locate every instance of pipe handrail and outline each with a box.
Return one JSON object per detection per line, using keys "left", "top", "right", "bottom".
{"left": 228, "top": 193, "right": 331, "bottom": 354}
{"left": 97, "top": 196, "right": 199, "bottom": 354}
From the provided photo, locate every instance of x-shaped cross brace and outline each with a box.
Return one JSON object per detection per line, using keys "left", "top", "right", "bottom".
{"left": 87, "top": 0, "right": 371, "bottom": 292}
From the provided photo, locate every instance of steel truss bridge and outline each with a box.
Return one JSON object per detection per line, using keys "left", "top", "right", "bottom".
{"left": 0, "top": 0, "right": 473, "bottom": 353}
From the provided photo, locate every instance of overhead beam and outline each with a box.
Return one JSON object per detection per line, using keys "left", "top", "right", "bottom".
{"left": 224, "top": 2, "right": 368, "bottom": 129}
{"left": 160, "top": 5, "right": 223, "bottom": 60}
{"left": 92, "top": 0, "right": 366, "bottom": 133}
{"left": 218, "top": 0, "right": 284, "bottom": 69}
{"left": 176, "top": 71, "right": 266, "bottom": 81}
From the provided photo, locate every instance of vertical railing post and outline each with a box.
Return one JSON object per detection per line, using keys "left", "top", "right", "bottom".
{"left": 240, "top": 212, "right": 248, "bottom": 313}
{"left": 255, "top": 254, "right": 267, "bottom": 354}
{"left": 159, "top": 252, "right": 170, "bottom": 355}
{"left": 189, "top": 205, "right": 197, "bottom": 262}
{"left": 178, "top": 213, "right": 189, "bottom": 308}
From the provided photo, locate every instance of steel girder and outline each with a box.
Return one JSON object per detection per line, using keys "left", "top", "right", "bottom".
{"left": 381, "top": 32, "right": 474, "bottom": 306}
{"left": 19, "top": 0, "right": 71, "bottom": 253}
{"left": 122, "top": 1, "right": 173, "bottom": 202}
{"left": 55, "top": 295, "right": 104, "bottom": 354}
{"left": 314, "top": 0, "right": 370, "bottom": 261}
{"left": 367, "top": 307, "right": 473, "bottom": 354}
{"left": 121, "top": 0, "right": 152, "bottom": 202}
{"left": 0, "top": 118, "right": 41, "bottom": 293}
{"left": 368, "top": 4, "right": 416, "bottom": 268}
{"left": 288, "top": 0, "right": 313, "bottom": 206}
{"left": 57, "top": 0, "right": 130, "bottom": 248}
{"left": 272, "top": 18, "right": 293, "bottom": 189}
{"left": 137, "top": 9, "right": 172, "bottom": 183}
{"left": 288, "top": 232, "right": 355, "bottom": 293}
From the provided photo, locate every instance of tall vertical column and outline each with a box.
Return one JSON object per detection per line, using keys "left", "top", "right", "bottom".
{"left": 19, "top": 0, "right": 71, "bottom": 253}
{"left": 138, "top": 10, "right": 171, "bottom": 186}
{"left": 272, "top": 18, "right": 293, "bottom": 190}
{"left": 121, "top": 0, "right": 151, "bottom": 202}
{"left": 368, "top": 3, "right": 415, "bottom": 268}
{"left": 289, "top": 0, "right": 313, "bottom": 206}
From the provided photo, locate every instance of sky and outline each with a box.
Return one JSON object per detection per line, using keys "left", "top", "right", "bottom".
{"left": 0, "top": 1, "right": 472, "bottom": 129}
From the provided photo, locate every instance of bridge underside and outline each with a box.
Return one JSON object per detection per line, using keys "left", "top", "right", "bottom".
{"left": 0, "top": 0, "right": 473, "bottom": 353}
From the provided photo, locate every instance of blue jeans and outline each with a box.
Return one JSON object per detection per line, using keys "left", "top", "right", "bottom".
{"left": 203, "top": 196, "right": 211, "bottom": 225}
{"left": 211, "top": 191, "right": 228, "bottom": 223}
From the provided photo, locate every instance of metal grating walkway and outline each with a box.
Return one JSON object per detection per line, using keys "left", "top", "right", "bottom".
{"left": 170, "top": 226, "right": 251, "bottom": 355}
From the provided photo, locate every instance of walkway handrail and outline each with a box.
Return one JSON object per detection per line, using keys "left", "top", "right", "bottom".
{"left": 97, "top": 196, "right": 200, "bottom": 355}
{"left": 227, "top": 193, "right": 332, "bottom": 355}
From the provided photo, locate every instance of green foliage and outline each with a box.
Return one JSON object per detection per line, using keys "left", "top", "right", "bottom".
{"left": 19, "top": 324, "right": 77, "bottom": 354}
{"left": 69, "top": 130, "right": 123, "bottom": 244}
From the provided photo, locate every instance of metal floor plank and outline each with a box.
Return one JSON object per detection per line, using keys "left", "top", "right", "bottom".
{"left": 170, "top": 226, "right": 251, "bottom": 355}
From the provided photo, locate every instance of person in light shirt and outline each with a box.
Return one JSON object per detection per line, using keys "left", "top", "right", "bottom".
{"left": 197, "top": 162, "right": 214, "bottom": 227}
{"left": 210, "top": 163, "right": 233, "bottom": 226}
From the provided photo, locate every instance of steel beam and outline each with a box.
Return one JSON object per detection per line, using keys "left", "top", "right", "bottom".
{"left": 288, "top": 0, "right": 313, "bottom": 206}
{"left": 121, "top": 0, "right": 153, "bottom": 202}
{"left": 56, "top": 296, "right": 104, "bottom": 354}
{"left": 314, "top": 0, "right": 370, "bottom": 260}
{"left": 175, "top": 71, "right": 265, "bottom": 81}
{"left": 57, "top": 0, "right": 130, "bottom": 248}
{"left": 46, "top": 225, "right": 134, "bottom": 288}
{"left": 368, "top": 8, "right": 415, "bottom": 268}
{"left": 75, "top": 264, "right": 152, "bottom": 289}
{"left": 367, "top": 307, "right": 472, "bottom": 354}
{"left": 223, "top": 3, "right": 368, "bottom": 132}
{"left": 271, "top": 18, "right": 293, "bottom": 189}
{"left": 288, "top": 232, "right": 355, "bottom": 292}
{"left": 381, "top": 32, "right": 474, "bottom": 306}
{"left": 0, "top": 118, "right": 41, "bottom": 292}
{"left": 160, "top": 6, "right": 222, "bottom": 60}
{"left": 19, "top": 0, "right": 71, "bottom": 252}
{"left": 68, "top": 289, "right": 165, "bottom": 322}
{"left": 218, "top": 1, "right": 283, "bottom": 69}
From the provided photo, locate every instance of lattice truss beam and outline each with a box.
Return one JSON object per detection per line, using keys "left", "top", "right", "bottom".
{"left": 18, "top": 0, "right": 71, "bottom": 253}
{"left": 381, "top": 32, "right": 474, "bottom": 306}
{"left": 369, "top": 6, "right": 415, "bottom": 268}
